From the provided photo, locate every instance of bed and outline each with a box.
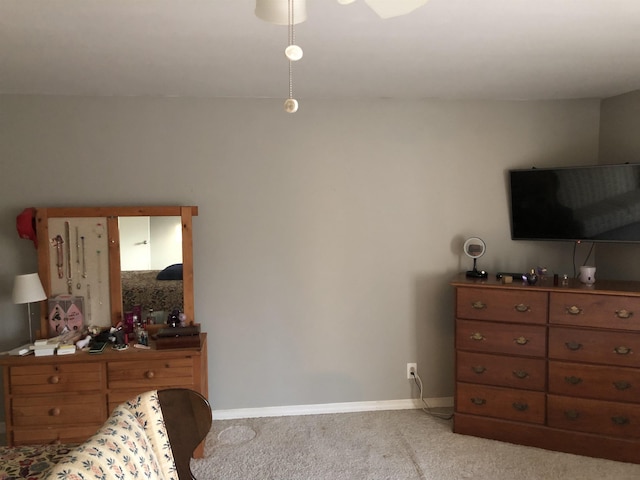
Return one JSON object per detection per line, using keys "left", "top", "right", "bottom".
{"left": 121, "top": 265, "right": 183, "bottom": 318}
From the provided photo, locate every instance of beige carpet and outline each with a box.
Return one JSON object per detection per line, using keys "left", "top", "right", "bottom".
{"left": 191, "top": 409, "right": 640, "bottom": 479}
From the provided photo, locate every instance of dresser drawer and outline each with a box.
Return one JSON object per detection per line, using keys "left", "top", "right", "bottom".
{"left": 9, "top": 363, "right": 103, "bottom": 395}
{"left": 456, "top": 382, "right": 545, "bottom": 424}
{"left": 456, "top": 319, "right": 546, "bottom": 357}
{"left": 549, "top": 361, "right": 640, "bottom": 402}
{"left": 549, "top": 326, "right": 640, "bottom": 367}
{"left": 11, "top": 392, "right": 105, "bottom": 427}
{"left": 550, "top": 292, "right": 640, "bottom": 331}
{"left": 457, "top": 287, "right": 547, "bottom": 324}
{"left": 457, "top": 351, "right": 546, "bottom": 390}
{"left": 548, "top": 394, "right": 640, "bottom": 439}
{"left": 107, "top": 357, "right": 195, "bottom": 390}
{"left": 12, "top": 424, "right": 102, "bottom": 446}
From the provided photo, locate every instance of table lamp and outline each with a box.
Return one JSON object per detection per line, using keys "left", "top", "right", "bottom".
{"left": 12, "top": 273, "right": 47, "bottom": 343}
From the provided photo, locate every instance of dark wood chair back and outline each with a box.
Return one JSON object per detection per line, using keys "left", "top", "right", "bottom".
{"left": 158, "top": 388, "right": 212, "bottom": 480}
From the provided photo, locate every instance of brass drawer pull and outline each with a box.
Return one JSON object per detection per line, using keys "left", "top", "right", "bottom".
{"left": 564, "top": 376, "right": 583, "bottom": 385}
{"left": 615, "top": 309, "right": 633, "bottom": 319}
{"left": 145, "top": 370, "right": 155, "bottom": 379}
{"left": 471, "top": 365, "right": 486, "bottom": 374}
{"left": 49, "top": 376, "right": 60, "bottom": 384}
{"left": 514, "top": 303, "right": 530, "bottom": 313}
{"left": 512, "top": 402, "right": 528, "bottom": 412}
{"left": 564, "top": 409, "right": 580, "bottom": 420}
{"left": 613, "top": 381, "right": 632, "bottom": 391}
{"left": 513, "top": 370, "right": 529, "bottom": 379}
{"left": 611, "top": 415, "right": 630, "bottom": 426}
{"left": 471, "top": 301, "right": 487, "bottom": 310}
{"left": 470, "top": 332, "right": 485, "bottom": 341}
{"left": 565, "top": 341, "right": 583, "bottom": 351}
{"left": 49, "top": 407, "right": 61, "bottom": 416}
{"left": 566, "top": 305, "right": 582, "bottom": 315}
{"left": 614, "top": 346, "right": 632, "bottom": 355}
{"left": 514, "top": 336, "right": 529, "bottom": 346}
{"left": 470, "top": 397, "right": 486, "bottom": 406}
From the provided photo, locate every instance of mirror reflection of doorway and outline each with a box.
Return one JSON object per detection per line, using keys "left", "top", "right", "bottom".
{"left": 119, "top": 216, "right": 182, "bottom": 271}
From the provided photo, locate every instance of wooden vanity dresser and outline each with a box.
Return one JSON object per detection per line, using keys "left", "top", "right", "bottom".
{"left": 452, "top": 273, "right": 640, "bottom": 464}
{"left": 1, "top": 205, "right": 209, "bottom": 455}
{"left": 0, "top": 335, "right": 207, "bottom": 446}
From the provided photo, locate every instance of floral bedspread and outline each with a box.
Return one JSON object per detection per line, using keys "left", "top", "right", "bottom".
{"left": 0, "top": 444, "right": 77, "bottom": 480}
{"left": 121, "top": 270, "right": 183, "bottom": 315}
{"left": 0, "top": 391, "right": 177, "bottom": 480}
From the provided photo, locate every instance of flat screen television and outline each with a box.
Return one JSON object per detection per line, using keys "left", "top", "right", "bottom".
{"left": 509, "top": 163, "right": 640, "bottom": 243}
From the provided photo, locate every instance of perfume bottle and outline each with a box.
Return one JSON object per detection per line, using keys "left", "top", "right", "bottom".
{"left": 525, "top": 268, "right": 538, "bottom": 285}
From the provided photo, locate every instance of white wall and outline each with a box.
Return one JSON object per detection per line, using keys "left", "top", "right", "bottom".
{"left": 0, "top": 95, "right": 600, "bottom": 413}
{"left": 597, "top": 89, "right": 640, "bottom": 280}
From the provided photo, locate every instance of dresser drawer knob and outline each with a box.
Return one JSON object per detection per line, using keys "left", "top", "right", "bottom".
{"left": 49, "top": 376, "right": 60, "bottom": 384}
{"left": 514, "top": 336, "right": 529, "bottom": 346}
{"left": 49, "top": 407, "right": 61, "bottom": 416}
{"left": 566, "top": 305, "right": 582, "bottom": 315}
{"left": 615, "top": 309, "right": 633, "bottom": 319}
{"left": 565, "top": 341, "right": 583, "bottom": 351}
{"left": 512, "top": 402, "right": 528, "bottom": 412}
{"left": 145, "top": 370, "right": 155, "bottom": 379}
{"left": 564, "top": 376, "right": 583, "bottom": 385}
{"left": 611, "top": 415, "right": 630, "bottom": 426}
{"left": 470, "top": 397, "right": 486, "bottom": 406}
{"left": 471, "top": 301, "right": 487, "bottom": 310}
{"left": 513, "top": 370, "right": 529, "bottom": 379}
{"left": 614, "top": 346, "right": 632, "bottom": 355}
{"left": 613, "top": 381, "right": 632, "bottom": 391}
{"left": 564, "top": 409, "right": 580, "bottom": 420}
{"left": 470, "top": 332, "right": 485, "bottom": 341}
{"left": 471, "top": 365, "right": 486, "bottom": 374}
{"left": 514, "top": 304, "right": 530, "bottom": 313}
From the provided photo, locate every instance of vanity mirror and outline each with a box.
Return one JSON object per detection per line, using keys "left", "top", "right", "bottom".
{"left": 34, "top": 206, "right": 197, "bottom": 338}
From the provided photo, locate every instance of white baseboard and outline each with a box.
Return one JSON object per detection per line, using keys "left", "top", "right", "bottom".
{"left": 212, "top": 396, "right": 453, "bottom": 420}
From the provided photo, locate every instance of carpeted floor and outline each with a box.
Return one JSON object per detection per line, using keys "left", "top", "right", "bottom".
{"left": 191, "top": 409, "right": 640, "bottom": 480}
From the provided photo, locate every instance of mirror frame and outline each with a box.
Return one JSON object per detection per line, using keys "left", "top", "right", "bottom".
{"left": 34, "top": 206, "right": 198, "bottom": 338}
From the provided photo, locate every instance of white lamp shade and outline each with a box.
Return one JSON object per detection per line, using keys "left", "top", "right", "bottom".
{"left": 12, "top": 273, "right": 47, "bottom": 304}
{"left": 256, "top": 0, "right": 307, "bottom": 25}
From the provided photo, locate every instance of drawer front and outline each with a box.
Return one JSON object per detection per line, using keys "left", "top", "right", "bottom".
{"left": 457, "top": 287, "right": 548, "bottom": 324}
{"left": 549, "top": 361, "right": 640, "bottom": 402}
{"left": 12, "top": 424, "right": 102, "bottom": 446}
{"left": 9, "top": 363, "right": 103, "bottom": 395}
{"left": 549, "top": 326, "right": 640, "bottom": 367}
{"left": 11, "top": 393, "right": 106, "bottom": 427}
{"left": 456, "top": 382, "right": 545, "bottom": 424}
{"left": 107, "top": 357, "right": 195, "bottom": 390}
{"left": 550, "top": 292, "right": 640, "bottom": 331}
{"left": 457, "top": 351, "right": 546, "bottom": 390}
{"left": 456, "top": 319, "right": 547, "bottom": 357}
{"left": 548, "top": 394, "right": 640, "bottom": 439}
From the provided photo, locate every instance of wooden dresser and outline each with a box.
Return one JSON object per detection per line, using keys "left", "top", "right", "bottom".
{"left": 452, "top": 274, "right": 640, "bottom": 464}
{"left": 0, "top": 334, "right": 208, "bottom": 448}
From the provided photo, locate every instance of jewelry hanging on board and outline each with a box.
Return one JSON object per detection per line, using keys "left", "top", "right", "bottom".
{"left": 94, "top": 222, "right": 105, "bottom": 239}
{"left": 75, "top": 226, "right": 81, "bottom": 289}
{"left": 86, "top": 283, "right": 92, "bottom": 323}
{"left": 96, "top": 250, "right": 103, "bottom": 306}
{"left": 52, "top": 234, "right": 64, "bottom": 279}
{"left": 65, "top": 221, "right": 72, "bottom": 294}
{"left": 81, "top": 236, "right": 87, "bottom": 278}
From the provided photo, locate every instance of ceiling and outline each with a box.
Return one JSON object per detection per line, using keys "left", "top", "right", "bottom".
{"left": 2, "top": 0, "right": 639, "bottom": 100}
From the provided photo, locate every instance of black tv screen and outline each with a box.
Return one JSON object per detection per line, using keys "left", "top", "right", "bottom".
{"left": 509, "top": 163, "right": 640, "bottom": 243}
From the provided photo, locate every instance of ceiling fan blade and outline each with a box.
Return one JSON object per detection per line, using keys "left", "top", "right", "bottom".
{"left": 363, "top": 0, "right": 429, "bottom": 19}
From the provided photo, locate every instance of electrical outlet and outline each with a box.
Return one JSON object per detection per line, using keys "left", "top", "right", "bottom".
{"left": 407, "top": 363, "right": 417, "bottom": 379}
